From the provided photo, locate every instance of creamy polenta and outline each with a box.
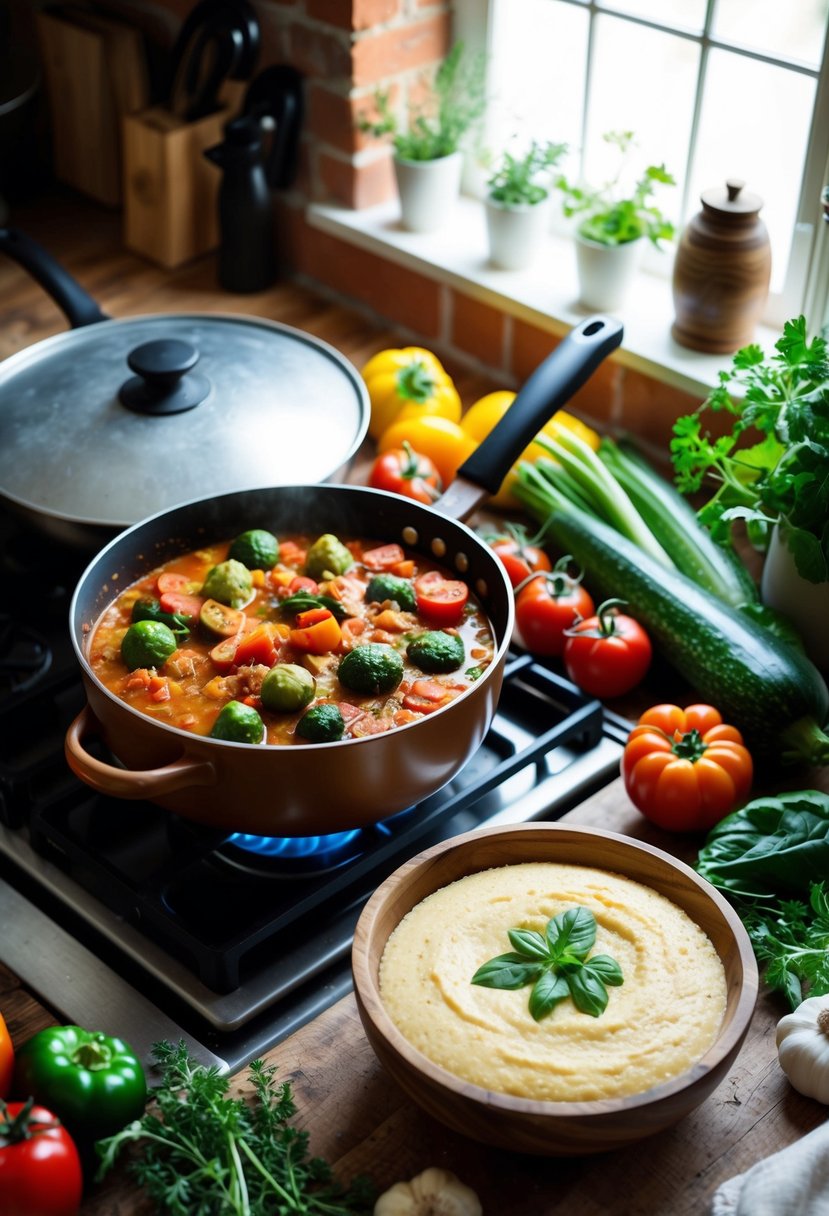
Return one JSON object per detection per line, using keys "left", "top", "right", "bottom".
{"left": 378, "top": 862, "right": 727, "bottom": 1102}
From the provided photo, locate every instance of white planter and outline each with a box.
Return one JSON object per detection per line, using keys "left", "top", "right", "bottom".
{"left": 575, "top": 234, "right": 643, "bottom": 312}
{"left": 485, "top": 196, "right": 551, "bottom": 270}
{"left": 761, "top": 525, "right": 829, "bottom": 670}
{"left": 394, "top": 152, "right": 463, "bottom": 234}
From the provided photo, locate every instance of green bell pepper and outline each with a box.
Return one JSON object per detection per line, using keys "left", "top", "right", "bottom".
{"left": 13, "top": 1025, "right": 146, "bottom": 1146}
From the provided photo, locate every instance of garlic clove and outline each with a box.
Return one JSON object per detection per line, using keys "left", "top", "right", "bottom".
{"left": 374, "top": 1167, "right": 483, "bottom": 1216}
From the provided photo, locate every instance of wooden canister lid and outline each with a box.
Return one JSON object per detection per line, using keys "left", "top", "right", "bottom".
{"left": 700, "top": 178, "right": 764, "bottom": 217}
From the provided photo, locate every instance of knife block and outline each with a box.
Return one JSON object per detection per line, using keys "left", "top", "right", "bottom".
{"left": 123, "top": 85, "right": 244, "bottom": 269}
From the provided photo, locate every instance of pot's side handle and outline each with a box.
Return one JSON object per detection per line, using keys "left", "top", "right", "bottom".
{"left": 456, "top": 314, "right": 624, "bottom": 495}
{"left": 65, "top": 706, "right": 217, "bottom": 799}
{"left": 0, "top": 228, "right": 109, "bottom": 329}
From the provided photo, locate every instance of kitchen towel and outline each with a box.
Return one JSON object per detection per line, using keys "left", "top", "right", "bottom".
{"left": 711, "top": 1118, "right": 829, "bottom": 1215}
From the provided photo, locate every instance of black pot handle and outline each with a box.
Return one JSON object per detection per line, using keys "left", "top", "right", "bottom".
{"left": 457, "top": 315, "right": 624, "bottom": 494}
{"left": 0, "top": 227, "right": 109, "bottom": 329}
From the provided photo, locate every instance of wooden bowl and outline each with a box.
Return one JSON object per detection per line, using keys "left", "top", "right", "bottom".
{"left": 351, "top": 822, "right": 758, "bottom": 1156}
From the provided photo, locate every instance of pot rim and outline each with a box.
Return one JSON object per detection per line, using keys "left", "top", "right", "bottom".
{"left": 69, "top": 482, "right": 516, "bottom": 754}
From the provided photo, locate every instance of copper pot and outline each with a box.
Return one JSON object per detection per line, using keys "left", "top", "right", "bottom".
{"left": 65, "top": 316, "right": 623, "bottom": 836}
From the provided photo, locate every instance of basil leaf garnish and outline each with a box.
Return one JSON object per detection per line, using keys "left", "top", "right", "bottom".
{"left": 471, "top": 906, "right": 623, "bottom": 1021}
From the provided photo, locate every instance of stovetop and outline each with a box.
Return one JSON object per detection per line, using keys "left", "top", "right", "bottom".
{"left": 0, "top": 521, "right": 628, "bottom": 1073}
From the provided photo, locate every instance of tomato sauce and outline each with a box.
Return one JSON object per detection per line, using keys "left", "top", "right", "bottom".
{"left": 88, "top": 533, "right": 495, "bottom": 745}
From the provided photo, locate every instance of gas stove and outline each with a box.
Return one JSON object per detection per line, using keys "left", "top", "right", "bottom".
{"left": 0, "top": 519, "right": 628, "bottom": 1073}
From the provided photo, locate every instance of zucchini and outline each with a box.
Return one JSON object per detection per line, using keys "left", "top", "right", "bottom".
{"left": 515, "top": 484, "right": 829, "bottom": 766}
{"left": 598, "top": 437, "right": 757, "bottom": 607}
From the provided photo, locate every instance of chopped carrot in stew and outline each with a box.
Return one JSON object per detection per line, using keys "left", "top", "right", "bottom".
{"left": 88, "top": 530, "right": 495, "bottom": 746}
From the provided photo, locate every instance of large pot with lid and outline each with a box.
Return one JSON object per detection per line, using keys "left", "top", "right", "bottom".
{"left": 65, "top": 315, "right": 623, "bottom": 837}
{"left": 0, "top": 228, "right": 370, "bottom": 550}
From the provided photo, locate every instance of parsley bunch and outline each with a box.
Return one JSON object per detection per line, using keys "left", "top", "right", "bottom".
{"left": 736, "top": 882, "right": 829, "bottom": 1011}
{"left": 671, "top": 315, "right": 829, "bottom": 583}
{"left": 471, "top": 906, "right": 623, "bottom": 1020}
{"left": 96, "top": 1041, "right": 374, "bottom": 1215}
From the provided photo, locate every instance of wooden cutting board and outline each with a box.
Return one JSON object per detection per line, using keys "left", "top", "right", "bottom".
{"left": 78, "top": 780, "right": 828, "bottom": 1216}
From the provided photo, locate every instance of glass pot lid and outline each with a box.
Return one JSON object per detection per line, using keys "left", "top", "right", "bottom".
{"left": 0, "top": 313, "right": 370, "bottom": 527}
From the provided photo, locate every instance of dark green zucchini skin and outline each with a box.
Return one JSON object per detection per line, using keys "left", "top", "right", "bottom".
{"left": 542, "top": 499, "right": 829, "bottom": 761}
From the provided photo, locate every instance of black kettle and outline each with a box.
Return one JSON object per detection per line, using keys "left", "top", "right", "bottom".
{"left": 205, "top": 65, "right": 303, "bottom": 293}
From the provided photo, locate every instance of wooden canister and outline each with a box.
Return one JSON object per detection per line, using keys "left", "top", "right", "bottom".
{"left": 671, "top": 179, "right": 771, "bottom": 354}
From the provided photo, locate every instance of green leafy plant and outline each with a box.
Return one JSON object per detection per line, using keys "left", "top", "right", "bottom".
{"left": 671, "top": 316, "right": 829, "bottom": 582}
{"left": 358, "top": 42, "right": 487, "bottom": 162}
{"left": 471, "top": 905, "right": 623, "bottom": 1020}
{"left": 486, "top": 139, "right": 569, "bottom": 207}
{"left": 96, "top": 1041, "right": 375, "bottom": 1215}
{"left": 696, "top": 792, "right": 829, "bottom": 1009}
{"left": 556, "top": 130, "right": 675, "bottom": 246}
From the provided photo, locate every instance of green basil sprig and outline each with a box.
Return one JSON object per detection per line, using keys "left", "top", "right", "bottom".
{"left": 131, "top": 597, "right": 191, "bottom": 639}
{"left": 471, "top": 906, "right": 623, "bottom": 1020}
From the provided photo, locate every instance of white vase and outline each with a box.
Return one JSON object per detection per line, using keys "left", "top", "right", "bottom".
{"left": 574, "top": 234, "right": 643, "bottom": 312}
{"left": 761, "top": 525, "right": 829, "bottom": 670}
{"left": 485, "top": 196, "right": 552, "bottom": 271}
{"left": 393, "top": 152, "right": 463, "bottom": 234}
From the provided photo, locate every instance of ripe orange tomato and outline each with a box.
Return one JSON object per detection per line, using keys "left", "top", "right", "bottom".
{"left": 622, "top": 703, "right": 753, "bottom": 833}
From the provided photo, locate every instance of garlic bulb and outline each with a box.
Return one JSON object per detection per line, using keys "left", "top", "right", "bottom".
{"left": 374, "top": 1167, "right": 483, "bottom": 1216}
{"left": 775, "top": 994, "right": 829, "bottom": 1103}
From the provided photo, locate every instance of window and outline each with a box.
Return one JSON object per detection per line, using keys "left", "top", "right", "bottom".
{"left": 455, "top": 0, "right": 829, "bottom": 330}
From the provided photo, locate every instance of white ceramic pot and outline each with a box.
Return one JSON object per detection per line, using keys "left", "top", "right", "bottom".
{"left": 485, "top": 195, "right": 551, "bottom": 270}
{"left": 394, "top": 152, "right": 463, "bottom": 234}
{"left": 761, "top": 525, "right": 829, "bottom": 671}
{"left": 575, "top": 233, "right": 643, "bottom": 312}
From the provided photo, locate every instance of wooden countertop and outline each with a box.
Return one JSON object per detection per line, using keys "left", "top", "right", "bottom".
{"left": 2, "top": 188, "right": 827, "bottom": 1213}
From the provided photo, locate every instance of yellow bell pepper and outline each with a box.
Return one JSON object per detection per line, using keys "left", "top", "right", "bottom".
{"left": 362, "top": 347, "right": 462, "bottom": 441}
{"left": 377, "top": 414, "right": 477, "bottom": 488}
{"left": 460, "top": 393, "right": 601, "bottom": 508}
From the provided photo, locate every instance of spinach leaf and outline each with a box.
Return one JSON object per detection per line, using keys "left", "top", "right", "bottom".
{"left": 696, "top": 790, "right": 829, "bottom": 899}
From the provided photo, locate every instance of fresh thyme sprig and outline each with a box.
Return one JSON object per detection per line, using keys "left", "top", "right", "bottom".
{"left": 96, "top": 1041, "right": 375, "bottom": 1215}
{"left": 471, "top": 906, "right": 623, "bottom": 1020}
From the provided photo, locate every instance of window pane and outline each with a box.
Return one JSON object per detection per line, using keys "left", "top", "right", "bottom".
{"left": 583, "top": 14, "right": 699, "bottom": 232}
{"left": 689, "top": 49, "right": 817, "bottom": 294}
{"left": 597, "top": 0, "right": 706, "bottom": 32}
{"left": 712, "top": 0, "right": 829, "bottom": 68}
{"left": 487, "top": 0, "right": 587, "bottom": 165}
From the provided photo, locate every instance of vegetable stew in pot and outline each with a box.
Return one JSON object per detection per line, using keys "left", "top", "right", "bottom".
{"left": 88, "top": 526, "right": 495, "bottom": 747}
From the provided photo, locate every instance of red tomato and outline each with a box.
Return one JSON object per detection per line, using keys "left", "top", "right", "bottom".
{"left": 622, "top": 703, "right": 753, "bottom": 832}
{"left": 515, "top": 569, "right": 594, "bottom": 657}
{"left": 0, "top": 1013, "right": 12, "bottom": 1098}
{"left": 361, "top": 544, "right": 407, "bottom": 571}
{"left": 414, "top": 570, "right": 469, "bottom": 626}
{"left": 486, "top": 526, "right": 552, "bottom": 589}
{"left": 287, "top": 575, "right": 319, "bottom": 595}
{"left": 159, "top": 591, "right": 205, "bottom": 620}
{"left": 369, "top": 442, "right": 442, "bottom": 504}
{"left": 156, "top": 571, "right": 190, "bottom": 595}
{"left": 0, "top": 1100, "right": 84, "bottom": 1216}
{"left": 562, "top": 598, "right": 652, "bottom": 697}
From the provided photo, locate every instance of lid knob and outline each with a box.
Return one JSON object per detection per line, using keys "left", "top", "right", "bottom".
{"left": 726, "top": 178, "right": 745, "bottom": 203}
{"left": 120, "top": 339, "right": 210, "bottom": 415}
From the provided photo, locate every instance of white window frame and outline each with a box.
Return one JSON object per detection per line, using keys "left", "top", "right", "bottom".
{"left": 455, "top": 0, "right": 829, "bottom": 333}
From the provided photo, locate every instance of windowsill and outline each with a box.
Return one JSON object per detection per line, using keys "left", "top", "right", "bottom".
{"left": 307, "top": 196, "right": 780, "bottom": 398}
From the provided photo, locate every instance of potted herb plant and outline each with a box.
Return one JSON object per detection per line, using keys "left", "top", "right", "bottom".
{"left": 360, "top": 42, "right": 487, "bottom": 233}
{"left": 484, "top": 139, "right": 568, "bottom": 270}
{"left": 671, "top": 315, "right": 829, "bottom": 670}
{"left": 556, "top": 130, "right": 675, "bottom": 311}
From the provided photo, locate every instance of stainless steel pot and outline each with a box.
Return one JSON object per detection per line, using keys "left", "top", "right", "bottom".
{"left": 65, "top": 316, "right": 623, "bottom": 836}
{"left": 0, "top": 228, "right": 370, "bottom": 549}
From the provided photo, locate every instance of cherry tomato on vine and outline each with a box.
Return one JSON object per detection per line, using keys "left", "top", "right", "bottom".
{"left": 622, "top": 703, "right": 753, "bottom": 832}
{"left": 562, "top": 598, "right": 652, "bottom": 697}
{"left": 514, "top": 559, "right": 594, "bottom": 657}
{"left": 368, "top": 442, "right": 443, "bottom": 504}
{"left": 0, "top": 1100, "right": 84, "bottom": 1216}
{"left": 414, "top": 570, "right": 469, "bottom": 626}
{"left": 484, "top": 524, "right": 552, "bottom": 589}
